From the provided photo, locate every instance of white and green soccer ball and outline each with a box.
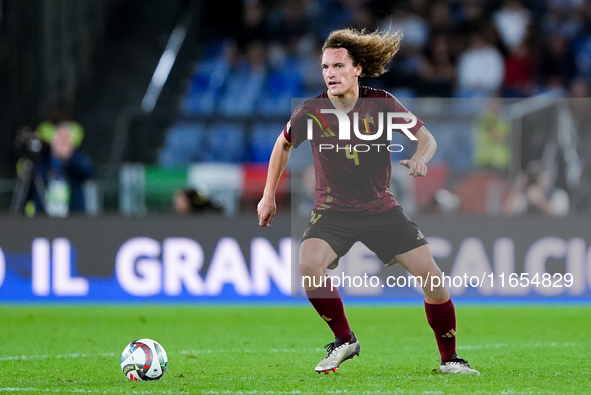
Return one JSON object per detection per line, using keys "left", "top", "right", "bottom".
{"left": 120, "top": 338, "right": 168, "bottom": 381}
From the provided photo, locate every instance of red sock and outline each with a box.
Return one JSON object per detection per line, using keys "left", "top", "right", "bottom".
{"left": 424, "top": 299, "right": 457, "bottom": 362}
{"left": 305, "top": 277, "right": 351, "bottom": 341}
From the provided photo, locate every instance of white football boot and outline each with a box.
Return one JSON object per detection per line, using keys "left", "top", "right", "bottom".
{"left": 315, "top": 333, "right": 360, "bottom": 374}
{"left": 439, "top": 354, "right": 480, "bottom": 375}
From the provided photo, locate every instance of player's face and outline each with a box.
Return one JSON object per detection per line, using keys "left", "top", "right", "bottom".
{"left": 322, "top": 48, "right": 362, "bottom": 98}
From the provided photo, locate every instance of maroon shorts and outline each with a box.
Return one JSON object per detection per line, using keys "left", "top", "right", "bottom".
{"left": 301, "top": 206, "right": 428, "bottom": 267}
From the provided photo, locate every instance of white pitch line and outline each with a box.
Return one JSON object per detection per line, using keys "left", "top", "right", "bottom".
{"left": 0, "top": 390, "right": 324, "bottom": 395}
{"left": 0, "top": 342, "right": 579, "bottom": 363}
{"left": 0, "top": 389, "right": 93, "bottom": 393}
{"left": 457, "top": 342, "right": 577, "bottom": 350}
{"left": 0, "top": 348, "right": 323, "bottom": 362}
{"left": 0, "top": 389, "right": 166, "bottom": 394}
{"left": 0, "top": 352, "right": 117, "bottom": 362}
{"left": 0, "top": 391, "right": 412, "bottom": 395}
{"left": 177, "top": 348, "right": 323, "bottom": 355}
{"left": 0, "top": 389, "right": 585, "bottom": 395}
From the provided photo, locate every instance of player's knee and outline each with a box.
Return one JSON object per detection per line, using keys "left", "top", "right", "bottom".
{"left": 299, "top": 250, "right": 329, "bottom": 274}
{"left": 424, "top": 288, "right": 450, "bottom": 301}
{"left": 299, "top": 260, "right": 322, "bottom": 277}
{"left": 422, "top": 277, "right": 450, "bottom": 299}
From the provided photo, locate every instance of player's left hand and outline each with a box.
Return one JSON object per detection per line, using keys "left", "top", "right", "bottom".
{"left": 399, "top": 158, "right": 427, "bottom": 177}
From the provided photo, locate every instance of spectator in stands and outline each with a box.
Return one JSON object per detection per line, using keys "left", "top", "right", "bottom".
{"left": 472, "top": 98, "right": 511, "bottom": 173}
{"left": 237, "top": 0, "right": 268, "bottom": 47}
{"left": 271, "top": 0, "right": 316, "bottom": 44}
{"left": 493, "top": 0, "right": 531, "bottom": 52}
{"left": 457, "top": 1, "right": 508, "bottom": 56}
{"left": 218, "top": 40, "right": 267, "bottom": 116}
{"left": 408, "top": 0, "right": 430, "bottom": 20}
{"left": 183, "top": 40, "right": 237, "bottom": 115}
{"left": 574, "top": 33, "right": 591, "bottom": 82}
{"left": 503, "top": 39, "right": 536, "bottom": 97}
{"left": 30, "top": 123, "right": 93, "bottom": 217}
{"left": 569, "top": 77, "right": 589, "bottom": 98}
{"left": 418, "top": 32, "right": 457, "bottom": 97}
{"left": 383, "top": 4, "right": 429, "bottom": 50}
{"left": 296, "top": 37, "right": 327, "bottom": 94}
{"left": 315, "top": 0, "right": 356, "bottom": 43}
{"left": 258, "top": 40, "right": 305, "bottom": 115}
{"left": 379, "top": 4, "right": 430, "bottom": 91}
{"left": 536, "top": 32, "right": 577, "bottom": 94}
{"left": 535, "top": 75, "right": 569, "bottom": 98}
{"left": 349, "top": 3, "right": 375, "bottom": 32}
{"left": 540, "top": 0, "right": 583, "bottom": 40}
{"left": 573, "top": 4, "right": 591, "bottom": 82}
{"left": 457, "top": 29, "right": 505, "bottom": 96}
{"left": 173, "top": 187, "right": 223, "bottom": 214}
{"left": 427, "top": 0, "right": 453, "bottom": 32}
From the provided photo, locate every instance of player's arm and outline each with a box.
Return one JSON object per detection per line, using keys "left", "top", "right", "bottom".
{"left": 399, "top": 125, "right": 437, "bottom": 177}
{"left": 257, "top": 132, "right": 292, "bottom": 226}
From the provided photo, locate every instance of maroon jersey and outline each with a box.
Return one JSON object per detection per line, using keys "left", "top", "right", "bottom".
{"left": 283, "top": 86, "right": 424, "bottom": 213}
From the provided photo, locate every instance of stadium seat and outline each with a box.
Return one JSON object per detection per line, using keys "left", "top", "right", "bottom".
{"left": 183, "top": 52, "right": 231, "bottom": 115}
{"left": 249, "top": 123, "right": 284, "bottom": 163}
{"left": 158, "top": 122, "right": 206, "bottom": 166}
{"left": 218, "top": 63, "right": 266, "bottom": 116}
{"left": 257, "top": 62, "right": 304, "bottom": 116}
{"left": 203, "top": 123, "right": 246, "bottom": 162}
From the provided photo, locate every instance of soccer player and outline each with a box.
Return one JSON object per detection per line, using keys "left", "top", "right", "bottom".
{"left": 257, "top": 28, "right": 479, "bottom": 375}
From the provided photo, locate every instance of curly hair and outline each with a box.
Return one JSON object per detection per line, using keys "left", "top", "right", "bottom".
{"left": 321, "top": 28, "right": 403, "bottom": 77}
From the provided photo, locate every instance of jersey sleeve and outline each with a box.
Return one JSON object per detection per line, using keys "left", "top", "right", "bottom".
{"left": 386, "top": 92, "right": 424, "bottom": 136}
{"left": 282, "top": 120, "right": 292, "bottom": 143}
{"left": 282, "top": 103, "right": 308, "bottom": 148}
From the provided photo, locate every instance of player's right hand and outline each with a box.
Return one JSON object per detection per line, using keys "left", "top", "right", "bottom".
{"left": 399, "top": 158, "right": 428, "bottom": 177}
{"left": 257, "top": 196, "right": 276, "bottom": 227}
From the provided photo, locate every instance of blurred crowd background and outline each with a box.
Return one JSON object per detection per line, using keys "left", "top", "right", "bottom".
{"left": 0, "top": 0, "right": 590, "bottom": 217}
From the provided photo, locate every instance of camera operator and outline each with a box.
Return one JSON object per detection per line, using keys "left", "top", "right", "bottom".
{"left": 28, "top": 122, "right": 94, "bottom": 216}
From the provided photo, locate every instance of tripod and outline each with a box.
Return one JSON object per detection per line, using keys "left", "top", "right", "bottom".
{"left": 9, "top": 157, "right": 46, "bottom": 215}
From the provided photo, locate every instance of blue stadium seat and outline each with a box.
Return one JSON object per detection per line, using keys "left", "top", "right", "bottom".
{"left": 218, "top": 62, "right": 266, "bottom": 116}
{"left": 158, "top": 122, "right": 206, "bottom": 166}
{"left": 257, "top": 61, "right": 304, "bottom": 116}
{"left": 203, "top": 123, "right": 246, "bottom": 162}
{"left": 250, "top": 123, "right": 284, "bottom": 163}
{"left": 183, "top": 56, "right": 231, "bottom": 115}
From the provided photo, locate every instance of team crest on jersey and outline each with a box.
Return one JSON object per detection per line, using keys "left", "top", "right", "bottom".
{"left": 360, "top": 114, "right": 375, "bottom": 134}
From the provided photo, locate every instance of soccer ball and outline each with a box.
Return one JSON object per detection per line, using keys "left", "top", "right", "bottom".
{"left": 120, "top": 338, "right": 168, "bottom": 381}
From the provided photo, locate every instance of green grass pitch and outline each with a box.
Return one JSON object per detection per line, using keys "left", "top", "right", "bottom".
{"left": 1, "top": 303, "right": 589, "bottom": 394}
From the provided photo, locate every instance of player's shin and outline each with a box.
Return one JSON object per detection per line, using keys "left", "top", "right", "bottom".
{"left": 424, "top": 298, "right": 457, "bottom": 362}
{"left": 305, "top": 277, "right": 351, "bottom": 342}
